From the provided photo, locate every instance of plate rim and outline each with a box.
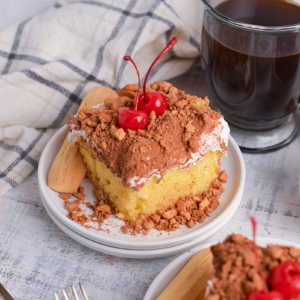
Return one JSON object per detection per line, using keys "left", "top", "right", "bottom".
{"left": 144, "top": 237, "right": 300, "bottom": 300}
{"left": 38, "top": 125, "right": 246, "bottom": 250}
{"left": 41, "top": 192, "right": 241, "bottom": 259}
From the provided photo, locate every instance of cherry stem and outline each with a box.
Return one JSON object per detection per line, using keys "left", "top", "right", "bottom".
{"left": 143, "top": 37, "right": 178, "bottom": 103}
{"left": 123, "top": 55, "right": 140, "bottom": 111}
{"left": 250, "top": 216, "right": 269, "bottom": 294}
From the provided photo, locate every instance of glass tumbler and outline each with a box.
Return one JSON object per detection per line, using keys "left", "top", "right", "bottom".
{"left": 201, "top": 0, "right": 300, "bottom": 153}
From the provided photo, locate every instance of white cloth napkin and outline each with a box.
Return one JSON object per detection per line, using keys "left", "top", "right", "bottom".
{"left": 0, "top": 0, "right": 203, "bottom": 196}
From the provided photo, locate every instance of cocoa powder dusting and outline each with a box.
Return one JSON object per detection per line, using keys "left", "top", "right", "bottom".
{"left": 68, "top": 81, "right": 227, "bottom": 191}
{"left": 206, "top": 234, "right": 300, "bottom": 300}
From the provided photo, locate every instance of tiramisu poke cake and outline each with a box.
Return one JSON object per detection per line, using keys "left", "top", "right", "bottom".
{"left": 157, "top": 218, "right": 300, "bottom": 300}
{"left": 205, "top": 235, "right": 300, "bottom": 299}
{"left": 48, "top": 37, "right": 229, "bottom": 232}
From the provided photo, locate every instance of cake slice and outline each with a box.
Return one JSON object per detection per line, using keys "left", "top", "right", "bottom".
{"left": 68, "top": 81, "right": 229, "bottom": 224}
{"left": 206, "top": 234, "right": 300, "bottom": 299}
{"left": 157, "top": 234, "right": 300, "bottom": 300}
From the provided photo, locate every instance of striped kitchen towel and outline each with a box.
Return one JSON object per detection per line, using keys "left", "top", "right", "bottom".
{"left": 0, "top": 0, "right": 203, "bottom": 196}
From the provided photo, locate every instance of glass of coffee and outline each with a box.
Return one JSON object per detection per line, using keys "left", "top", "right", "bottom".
{"left": 201, "top": 0, "right": 300, "bottom": 153}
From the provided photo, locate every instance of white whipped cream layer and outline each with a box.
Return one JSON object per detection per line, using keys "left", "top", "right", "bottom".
{"left": 68, "top": 104, "right": 230, "bottom": 193}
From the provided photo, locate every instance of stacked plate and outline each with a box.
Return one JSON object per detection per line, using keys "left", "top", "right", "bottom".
{"left": 38, "top": 125, "right": 246, "bottom": 259}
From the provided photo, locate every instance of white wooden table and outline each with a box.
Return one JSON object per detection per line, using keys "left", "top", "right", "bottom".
{"left": 0, "top": 2, "right": 300, "bottom": 300}
{"left": 0, "top": 67, "right": 300, "bottom": 299}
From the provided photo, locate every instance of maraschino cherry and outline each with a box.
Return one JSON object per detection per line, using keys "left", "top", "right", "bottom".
{"left": 118, "top": 56, "right": 148, "bottom": 131}
{"left": 247, "top": 217, "right": 286, "bottom": 300}
{"left": 270, "top": 261, "right": 300, "bottom": 299}
{"left": 136, "top": 37, "right": 178, "bottom": 116}
{"left": 247, "top": 291, "right": 286, "bottom": 300}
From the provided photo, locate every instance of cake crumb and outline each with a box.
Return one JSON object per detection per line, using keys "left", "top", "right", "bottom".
{"left": 111, "top": 126, "right": 126, "bottom": 141}
{"left": 210, "top": 199, "right": 220, "bottom": 211}
{"left": 218, "top": 170, "right": 228, "bottom": 183}
{"left": 73, "top": 192, "right": 85, "bottom": 201}
{"left": 142, "top": 220, "right": 155, "bottom": 231}
{"left": 96, "top": 204, "right": 111, "bottom": 213}
{"left": 162, "top": 209, "right": 177, "bottom": 220}
{"left": 59, "top": 193, "right": 72, "bottom": 200}
{"left": 65, "top": 200, "right": 81, "bottom": 212}
{"left": 177, "top": 200, "right": 186, "bottom": 212}
{"left": 151, "top": 214, "right": 161, "bottom": 224}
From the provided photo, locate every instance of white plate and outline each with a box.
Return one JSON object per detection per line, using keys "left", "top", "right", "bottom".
{"left": 144, "top": 238, "right": 300, "bottom": 300}
{"left": 38, "top": 125, "right": 245, "bottom": 250}
{"left": 41, "top": 192, "right": 241, "bottom": 258}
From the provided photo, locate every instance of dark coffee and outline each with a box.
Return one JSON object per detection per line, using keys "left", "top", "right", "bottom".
{"left": 202, "top": 0, "right": 300, "bottom": 130}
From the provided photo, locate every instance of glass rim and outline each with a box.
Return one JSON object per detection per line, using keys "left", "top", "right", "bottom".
{"left": 201, "top": 0, "right": 300, "bottom": 33}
